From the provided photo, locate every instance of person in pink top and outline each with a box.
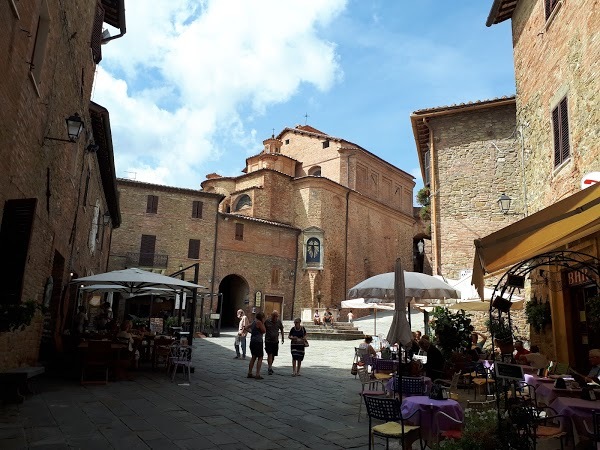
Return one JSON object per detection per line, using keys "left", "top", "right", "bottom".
{"left": 234, "top": 309, "right": 249, "bottom": 359}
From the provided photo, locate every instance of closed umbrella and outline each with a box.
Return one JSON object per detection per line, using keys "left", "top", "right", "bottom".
{"left": 386, "top": 259, "right": 413, "bottom": 347}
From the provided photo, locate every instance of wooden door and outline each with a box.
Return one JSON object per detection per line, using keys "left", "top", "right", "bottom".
{"left": 263, "top": 295, "right": 283, "bottom": 316}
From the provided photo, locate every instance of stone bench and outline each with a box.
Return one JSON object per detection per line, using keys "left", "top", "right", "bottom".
{"left": 0, "top": 366, "right": 45, "bottom": 404}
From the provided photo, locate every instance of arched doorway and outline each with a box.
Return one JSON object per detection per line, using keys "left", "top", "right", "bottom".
{"left": 218, "top": 274, "right": 249, "bottom": 328}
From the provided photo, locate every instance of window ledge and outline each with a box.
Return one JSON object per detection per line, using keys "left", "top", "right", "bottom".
{"left": 544, "top": 0, "right": 564, "bottom": 31}
{"left": 552, "top": 156, "right": 571, "bottom": 177}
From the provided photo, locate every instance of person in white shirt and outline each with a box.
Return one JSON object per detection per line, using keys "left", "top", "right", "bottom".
{"left": 347, "top": 310, "right": 354, "bottom": 323}
{"left": 585, "top": 348, "right": 600, "bottom": 382}
{"left": 519, "top": 345, "right": 549, "bottom": 370}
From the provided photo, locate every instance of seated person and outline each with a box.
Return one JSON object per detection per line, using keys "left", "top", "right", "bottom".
{"left": 518, "top": 345, "right": 549, "bottom": 374}
{"left": 471, "top": 331, "right": 487, "bottom": 351}
{"left": 418, "top": 335, "right": 444, "bottom": 380}
{"left": 358, "top": 335, "right": 378, "bottom": 357}
{"left": 323, "top": 308, "right": 334, "bottom": 328}
{"left": 585, "top": 348, "right": 600, "bottom": 383}
{"left": 514, "top": 340, "right": 530, "bottom": 361}
{"left": 116, "top": 320, "right": 134, "bottom": 352}
{"left": 313, "top": 310, "right": 321, "bottom": 325}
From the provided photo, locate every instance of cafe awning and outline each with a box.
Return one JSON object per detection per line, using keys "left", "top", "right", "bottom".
{"left": 473, "top": 182, "right": 600, "bottom": 298}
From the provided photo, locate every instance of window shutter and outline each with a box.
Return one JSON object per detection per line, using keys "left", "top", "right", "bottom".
{"left": 235, "top": 223, "right": 244, "bottom": 241}
{"left": 559, "top": 98, "right": 570, "bottom": 163}
{"left": 192, "top": 201, "right": 203, "bottom": 218}
{"left": 552, "top": 106, "right": 561, "bottom": 166}
{"left": 146, "top": 195, "right": 158, "bottom": 214}
{"left": 424, "top": 150, "right": 431, "bottom": 186}
{"left": 139, "top": 234, "right": 156, "bottom": 266}
{"left": 188, "top": 239, "right": 200, "bottom": 259}
{"left": 91, "top": 2, "right": 105, "bottom": 64}
{"left": 0, "top": 199, "right": 37, "bottom": 304}
{"left": 271, "top": 268, "right": 280, "bottom": 285}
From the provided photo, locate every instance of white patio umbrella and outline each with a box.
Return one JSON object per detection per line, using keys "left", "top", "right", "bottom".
{"left": 340, "top": 298, "right": 394, "bottom": 336}
{"left": 348, "top": 271, "right": 461, "bottom": 302}
{"left": 73, "top": 268, "right": 205, "bottom": 294}
{"left": 80, "top": 284, "right": 177, "bottom": 297}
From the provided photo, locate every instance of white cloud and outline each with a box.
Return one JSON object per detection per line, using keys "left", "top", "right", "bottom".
{"left": 94, "top": 0, "right": 346, "bottom": 188}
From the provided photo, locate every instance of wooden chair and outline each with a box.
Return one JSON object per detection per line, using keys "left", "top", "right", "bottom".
{"left": 357, "top": 367, "right": 386, "bottom": 421}
{"left": 362, "top": 395, "right": 424, "bottom": 450}
{"left": 152, "top": 336, "right": 173, "bottom": 369}
{"left": 434, "top": 371, "right": 461, "bottom": 400}
{"left": 81, "top": 340, "right": 112, "bottom": 385}
{"left": 471, "top": 366, "right": 496, "bottom": 400}
{"left": 508, "top": 401, "right": 571, "bottom": 450}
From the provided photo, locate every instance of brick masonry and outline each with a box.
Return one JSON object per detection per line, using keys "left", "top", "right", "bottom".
{"left": 0, "top": 2, "right": 121, "bottom": 370}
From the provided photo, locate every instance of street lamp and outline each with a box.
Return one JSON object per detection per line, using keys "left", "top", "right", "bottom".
{"left": 498, "top": 193, "right": 512, "bottom": 214}
{"left": 45, "top": 113, "right": 85, "bottom": 143}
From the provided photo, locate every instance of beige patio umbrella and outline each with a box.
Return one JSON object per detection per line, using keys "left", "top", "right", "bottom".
{"left": 340, "top": 298, "right": 394, "bottom": 336}
{"left": 386, "top": 259, "right": 413, "bottom": 347}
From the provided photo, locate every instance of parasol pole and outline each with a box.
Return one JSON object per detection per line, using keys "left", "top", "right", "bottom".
{"left": 374, "top": 308, "right": 377, "bottom": 336}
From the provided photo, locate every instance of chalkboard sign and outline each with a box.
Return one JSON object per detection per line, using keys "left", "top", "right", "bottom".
{"left": 494, "top": 362, "right": 524, "bottom": 381}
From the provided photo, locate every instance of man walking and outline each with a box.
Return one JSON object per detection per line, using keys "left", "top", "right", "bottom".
{"left": 234, "top": 309, "right": 249, "bottom": 359}
{"left": 264, "top": 310, "right": 284, "bottom": 375}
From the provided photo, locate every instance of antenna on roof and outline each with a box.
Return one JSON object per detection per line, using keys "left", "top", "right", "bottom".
{"left": 304, "top": 113, "right": 309, "bottom": 125}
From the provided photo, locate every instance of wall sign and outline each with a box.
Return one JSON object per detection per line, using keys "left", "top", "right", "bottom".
{"left": 255, "top": 290, "right": 262, "bottom": 307}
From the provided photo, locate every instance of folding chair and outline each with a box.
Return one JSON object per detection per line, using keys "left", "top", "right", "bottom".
{"left": 357, "top": 367, "right": 387, "bottom": 421}
{"left": 170, "top": 346, "right": 192, "bottom": 382}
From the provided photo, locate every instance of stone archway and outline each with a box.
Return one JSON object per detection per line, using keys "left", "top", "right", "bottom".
{"left": 218, "top": 274, "right": 249, "bottom": 328}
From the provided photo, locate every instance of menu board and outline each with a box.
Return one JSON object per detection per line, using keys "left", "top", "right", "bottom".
{"left": 494, "top": 362, "right": 525, "bottom": 381}
{"left": 149, "top": 317, "right": 164, "bottom": 333}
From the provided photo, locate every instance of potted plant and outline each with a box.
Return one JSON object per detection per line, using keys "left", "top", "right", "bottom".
{"left": 436, "top": 407, "right": 502, "bottom": 450}
{"left": 0, "top": 300, "right": 45, "bottom": 333}
{"left": 524, "top": 296, "right": 552, "bottom": 333}
{"left": 430, "top": 306, "right": 474, "bottom": 358}
{"left": 485, "top": 317, "right": 514, "bottom": 354}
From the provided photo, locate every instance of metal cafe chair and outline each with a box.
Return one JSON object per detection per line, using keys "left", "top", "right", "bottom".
{"left": 363, "top": 395, "right": 424, "bottom": 450}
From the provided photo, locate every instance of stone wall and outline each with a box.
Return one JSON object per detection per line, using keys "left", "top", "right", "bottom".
{"left": 511, "top": 0, "right": 600, "bottom": 212}
{"left": 428, "top": 103, "right": 521, "bottom": 280}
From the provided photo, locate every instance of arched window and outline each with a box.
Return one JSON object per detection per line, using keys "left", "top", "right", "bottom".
{"left": 308, "top": 166, "right": 322, "bottom": 177}
{"left": 234, "top": 194, "right": 252, "bottom": 211}
{"left": 306, "top": 238, "right": 321, "bottom": 264}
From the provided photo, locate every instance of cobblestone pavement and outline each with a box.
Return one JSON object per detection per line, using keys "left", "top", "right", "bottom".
{"left": 0, "top": 330, "right": 381, "bottom": 450}
{"left": 0, "top": 326, "right": 565, "bottom": 450}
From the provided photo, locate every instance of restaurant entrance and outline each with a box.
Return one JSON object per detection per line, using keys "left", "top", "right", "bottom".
{"left": 570, "top": 282, "right": 599, "bottom": 371}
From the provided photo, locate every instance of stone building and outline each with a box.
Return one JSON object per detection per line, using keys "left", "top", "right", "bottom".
{"left": 106, "top": 180, "right": 224, "bottom": 322}
{"left": 110, "top": 125, "right": 417, "bottom": 328}
{"left": 474, "top": 0, "right": 600, "bottom": 368}
{"left": 0, "top": 1, "right": 125, "bottom": 370}
{"left": 410, "top": 97, "right": 521, "bottom": 281}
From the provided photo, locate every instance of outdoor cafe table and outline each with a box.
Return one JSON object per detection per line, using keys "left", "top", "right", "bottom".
{"left": 550, "top": 396, "right": 600, "bottom": 437}
{"left": 401, "top": 395, "right": 463, "bottom": 443}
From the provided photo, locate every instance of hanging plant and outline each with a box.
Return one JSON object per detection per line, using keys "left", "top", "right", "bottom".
{"left": 0, "top": 300, "right": 46, "bottom": 333}
{"left": 525, "top": 297, "right": 552, "bottom": 333}
{"left": 485, "top": 317, "right": 513, "bottom": 343}
{"left": 586, "top": 296, "right": 600, "bottom": 332}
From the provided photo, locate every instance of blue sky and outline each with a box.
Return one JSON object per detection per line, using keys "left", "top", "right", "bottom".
{"left": 94, "top": 0, "right": 515, "bottom": 194}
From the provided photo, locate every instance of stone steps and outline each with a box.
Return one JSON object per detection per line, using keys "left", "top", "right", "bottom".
{"left": 283, "top": 321, "right": 365, "bottom": 341}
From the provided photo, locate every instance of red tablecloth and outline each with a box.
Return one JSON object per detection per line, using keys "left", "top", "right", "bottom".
{"left": 401, "top": 396, "right": 463, "bottom": 443}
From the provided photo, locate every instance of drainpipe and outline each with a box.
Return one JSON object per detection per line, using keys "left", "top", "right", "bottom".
{"left": 207, "top": 211, "right": 220, "bottom": 330}
{"left": 344, "top": 190, "right": 350, "bottom": 298}
{"left": 520, "top": 124, "right": 528, "bottom": 217}
{"left": 289, "top": 229, "right": 301, "bottom": 320}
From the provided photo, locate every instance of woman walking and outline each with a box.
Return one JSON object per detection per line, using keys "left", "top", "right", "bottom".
{"left": 246, "top": 312, "right": 266, "bottom": 379}
{"left": 289, "top": 318, "right": 307, "bottom": 376}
